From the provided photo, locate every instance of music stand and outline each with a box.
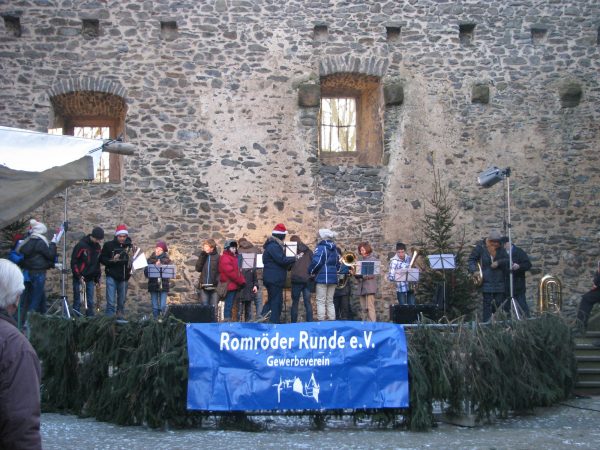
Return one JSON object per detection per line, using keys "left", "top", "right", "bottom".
{"left": 146, "top": 264, "right": 176, "bottom": 279}
{"left": 357, "top": 260, "right": 381, "bottom": 275}
{"left": 428, "top": 254, "right": 455, "bottom": 313}
{"left": 240, "top": 253, "right": 257, "bottom": 270}
{"left": 394, "top": 268, "right": 420, "bottom": 283}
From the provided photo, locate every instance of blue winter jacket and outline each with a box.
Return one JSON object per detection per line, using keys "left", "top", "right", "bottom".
{"left": 308, "top": 240, "right": 340, "bottom": 284}
{"left": 262, "top": 237, "right": 296, "bottom": 287}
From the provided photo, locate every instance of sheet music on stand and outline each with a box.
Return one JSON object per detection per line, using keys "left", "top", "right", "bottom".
{"left": 394, "top": 268, "right": 420, "bottom": 283}
{"left": 146, "top": 264, "right": 176, "bottom": 278}
{"left": 285, "top": 242, "right": 297, "bottom": 257}
{"left": 132, "top": 251, "right": 148, "bottom": 271}
{"left": 427, "top": 254, "right": 455, "bottom": 270}
{"left": 357, "top": 260, "right": 380, "bottom": 276}
{"left": 240, "top": 253, "right": 257, "bottom": 270}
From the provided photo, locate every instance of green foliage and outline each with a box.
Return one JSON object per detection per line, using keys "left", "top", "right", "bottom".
{"left": 415, "top": 168, "right": 478, "bottom": 320}
{"left": 29, "top": 314, "right": 575, "bottom": 431}
{"left": 0, "top": 218, "right": 29, "bottom": 255}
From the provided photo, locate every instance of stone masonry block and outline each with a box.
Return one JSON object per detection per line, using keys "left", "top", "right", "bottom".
{"left": 298, "top": 84, "right": 321, "bottom": 107}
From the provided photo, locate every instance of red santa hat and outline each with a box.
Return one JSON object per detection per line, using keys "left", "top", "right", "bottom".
{"left": 272, "top": 223, "right": 288, "bottom": 235}
{"left": 115, "top": 224, "right": 129, "bottom": 236}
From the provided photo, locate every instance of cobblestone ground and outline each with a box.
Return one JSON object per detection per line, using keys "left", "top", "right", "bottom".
{"left": 41, "top": 396, "right": 600, "bottom": 449}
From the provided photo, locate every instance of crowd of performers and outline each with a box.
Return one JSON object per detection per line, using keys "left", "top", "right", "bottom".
{"left": 7, "top": 219, "right": 600, "bottom": 327}
{"left": 9, "top": 220, "right": 419, "bottom": 324}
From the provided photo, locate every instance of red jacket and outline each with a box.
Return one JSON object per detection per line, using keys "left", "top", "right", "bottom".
{"left": 218, "top": 250, "right": 245, "bottom": 291}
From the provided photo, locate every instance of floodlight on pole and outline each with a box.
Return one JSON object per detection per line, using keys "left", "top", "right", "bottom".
{"left": 475, "top": 166, "right": 523, "bottom": 320}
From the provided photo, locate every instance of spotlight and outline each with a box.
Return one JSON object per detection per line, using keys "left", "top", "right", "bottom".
{"left": 477, "top": 166, "right": 504, "bottom": 188}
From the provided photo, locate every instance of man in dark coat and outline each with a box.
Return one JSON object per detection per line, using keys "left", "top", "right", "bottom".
{"left": 501, "top": 237, "right": 532, "bottom": 317}
{"left": 71, "top": 227, "right": 104, "bottom": 317}
{"left": 0, "top": 259, "right": 42, "bottom": 449}
{"left": 289, "top": 235, "right": 314, "bottom": 323}
{"left": 100, "top": 224, "right": 134, "bottom": 317}
{"left": 262, "top": 223, "right": 297, "bottom": 323}
{"left": 468, "top": 230, "right": 510, "bottom": 322}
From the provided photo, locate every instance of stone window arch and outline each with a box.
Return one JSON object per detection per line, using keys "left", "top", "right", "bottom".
{"left": 48, "top": 77, "right": 128, "bottom": 183}
{"left": 317, "top": 56, "right": 387, "bottom": 166}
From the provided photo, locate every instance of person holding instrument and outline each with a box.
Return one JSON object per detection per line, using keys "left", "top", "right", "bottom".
{"left": 145, "top": 241, "right": 172, "bottom": 319}
{"left": 100, "top": 224, "right": 134, "bottom": 318}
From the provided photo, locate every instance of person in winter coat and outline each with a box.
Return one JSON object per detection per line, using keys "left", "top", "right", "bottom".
{"left": 262, "top": 223, "right": 297, "bottom": 323}
{"left": 145, "top": 241, "right": 172, "bottom": 318}
{"left": 0, "top": 259, "right": 42, "bottom": 449}
{"left": 308, "top": 229, "right": 340, "bottom": 321}
{"left": 236, "top": 237, "right": 260, "bottom": 322}
{"left": 70, "top": 226, "right": 104, "bottom": 317}
{"left": 100, "top": 224, "right": 134, "bottom": 317}
{"left": 289, "top": 235, "right": 314, "bottom": 323}
{"left": 501, "top": 236, "right": 532, "bottom": 317}
{"left": 356, "top": 242, "right": 379, "bottom": 322}
{"left": 17, "top": 219, "right": 57, "bottom": 315}
{"left": 195, "top": 239, "right": 220, "bottom": 307}
{"left": 218, "top": 240, "right": 246, "bottom": 321}
{"left": 468, "top": 230, "right": 510, "bottom": 322}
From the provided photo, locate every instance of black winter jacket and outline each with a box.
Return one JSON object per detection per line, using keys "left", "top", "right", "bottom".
{"left": 70, "top": 235, "right": 102, "bottom": 282}
{"left": 468, "top": 238, "right": 509, "bottom": 293}
{"left": 18, "top": 237, "right": 57, "bottom": 273}
{"left": 100, "top": 237, "right": 133, "bottom": 282}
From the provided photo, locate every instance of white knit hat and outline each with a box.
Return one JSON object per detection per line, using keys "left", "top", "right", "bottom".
{"left": 319, "top": 229, "right": 337, "bottom": 240}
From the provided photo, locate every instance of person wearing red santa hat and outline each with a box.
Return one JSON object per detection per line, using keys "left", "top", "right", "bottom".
{"left": 100, "top": 224, "right": 134, "bottom": 318}
{"left": 261, "top": 223, "right": 298, "bottom": 323}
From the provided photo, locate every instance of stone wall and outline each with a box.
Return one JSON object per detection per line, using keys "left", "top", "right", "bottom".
{"left": 1, "top": 0, "right": 599, "bottom": 319}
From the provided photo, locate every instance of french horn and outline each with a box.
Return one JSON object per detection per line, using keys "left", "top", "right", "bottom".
{"left": 337, "top": 251, "right": 357, "bottom": 288}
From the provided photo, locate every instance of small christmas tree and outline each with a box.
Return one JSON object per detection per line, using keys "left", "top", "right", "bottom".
{"left": 415, "top": 168, "right": 478, "bottom": 321}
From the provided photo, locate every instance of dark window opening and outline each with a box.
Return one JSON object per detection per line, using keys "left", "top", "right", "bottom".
{"left": 2, "top": 15, "right": 21, "bottom": 37}
{"left": 386, "top": 26, "right": 401, "bottom": 42}
{"left": 531, "top": 27, "right": 547, "bottom": 45}
{"left": 82, "top": 19, "right": 100, "bottom": 39}
{"left": 161, "top": 21, "right": 178, "bottom": 40}
{"left": 459, "top": 23, "right": 476, "bottom": 45}
{"left": 314, "top": 25, "right": 328, "bottom": 42}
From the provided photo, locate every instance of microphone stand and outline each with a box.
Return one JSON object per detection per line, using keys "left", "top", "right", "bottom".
{"left": 503, "top": 169, "right": 521, "bottom": 320}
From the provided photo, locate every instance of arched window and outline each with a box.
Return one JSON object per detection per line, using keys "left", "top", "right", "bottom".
{"left": 49, "top": 90, "right": 127, "bottom": 183}
{"left": 318, "top": 73, "right": 383, "bottom": 165}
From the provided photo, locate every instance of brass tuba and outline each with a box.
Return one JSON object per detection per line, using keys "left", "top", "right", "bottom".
{"left": 538, "top": 274, "right": 562, "bottom": 313}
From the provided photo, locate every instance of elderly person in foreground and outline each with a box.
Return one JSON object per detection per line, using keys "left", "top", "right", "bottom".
{"left": 0, "top": 258, "right": 42, "bottom": 450}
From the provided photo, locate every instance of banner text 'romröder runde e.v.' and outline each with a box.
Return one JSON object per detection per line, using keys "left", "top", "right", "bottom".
{"left": 186, "top": 321, "right": 409, "bottom": 411}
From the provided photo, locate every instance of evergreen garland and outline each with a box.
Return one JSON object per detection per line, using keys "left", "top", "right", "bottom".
{"left": 29, "top": 313, "right": 575, "bottom": 431}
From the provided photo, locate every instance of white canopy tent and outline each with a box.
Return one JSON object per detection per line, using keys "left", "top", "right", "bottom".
{"left": 0, "top": 126, "right": 133, "bottom": 229}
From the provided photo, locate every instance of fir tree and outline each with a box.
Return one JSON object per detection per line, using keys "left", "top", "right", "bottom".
{"left": 415, "top": 168, "right": 478, "bottom": 320}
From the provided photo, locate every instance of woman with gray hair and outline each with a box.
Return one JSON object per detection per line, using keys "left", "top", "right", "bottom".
{"left": 0, "top": 259, "right": 42, "bottom": 449}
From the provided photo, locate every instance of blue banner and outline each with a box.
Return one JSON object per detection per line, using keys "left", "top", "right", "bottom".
{"left": 187, "top": 321, "right": 408, "bottom": 411}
